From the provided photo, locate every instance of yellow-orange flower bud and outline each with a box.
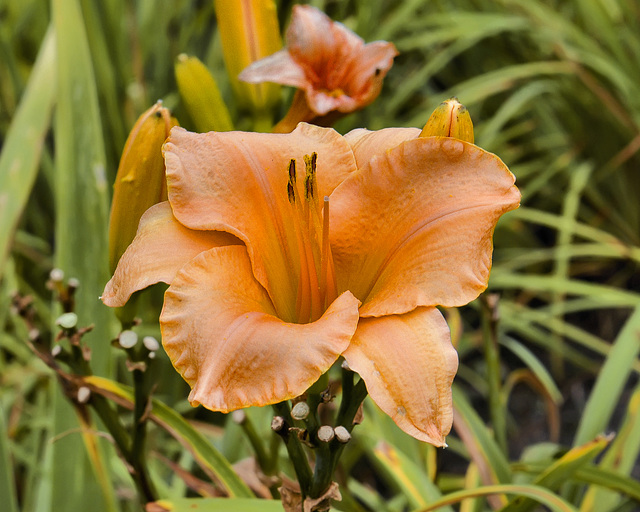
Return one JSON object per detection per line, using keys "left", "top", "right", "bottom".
{"left": 214, "top": 0, "right": 281, "bottom": 114}
{"left": 108, "top": 101, "right": 178, "bottom": 273}
{"left": 420, "top": 98, "right": 474, "bottom": 143}
{"left": 175, "top": 54, "right": 234, "bottom": 133}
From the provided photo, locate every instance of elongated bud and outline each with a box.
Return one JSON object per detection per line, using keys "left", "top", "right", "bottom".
{"left": 420, "top": 98, "right": 474, "bottom": 143}
{"left": 175, "top": 54, "right": 234, "bottom": 133}
{"left": 108, "top": 101, "right": 178, "bottom": 273}
{"left": 214, "top": 0, "right": 281, "bottom": 114}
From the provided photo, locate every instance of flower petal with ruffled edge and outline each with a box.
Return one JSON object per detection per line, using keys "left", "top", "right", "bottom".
{"left": 163, "top": 123, "right": 357, "bottom": 322}
{"left": 343, "top": 307, "right": 457, "bottom": 446}
{"left": 344, "top": 127, "right": 420, "bottom": 168}
{"left": 101, "top": 202, "right": 241, "bottom": 307}
{"left": 330, "top": 137, "right": 521, "bottom": 317}
{"left": 161, "top": 245, "right": 361, "bottom": 412}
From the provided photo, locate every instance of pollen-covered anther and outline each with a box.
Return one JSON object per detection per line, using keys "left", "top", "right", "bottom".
{"left": 303, "top": 152, "right": 318, "bottom": 201}
{"left": 287, "top": 159, "right": 297, "bottom": 204}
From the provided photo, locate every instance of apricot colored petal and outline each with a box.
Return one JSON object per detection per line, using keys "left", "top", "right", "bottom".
{"left": 238, "top": 49, "right": 309, "bottom": 89}
{"left": 331, "top": 137, "right": 520, "bottom": 316}
{"left": 285, "top": 5, "right": 362, "bottom": 75}
{"left": 343, "top": 307, "right": 457, "bottom": 445}
{"left": 161, "top": 245, "right": 361, "bottom": 412}
{"left": 164, "top": 124, "right": 356, "bottom": 321}
{"left": 305, "top": 89, "right": 358, "bottom": 117}
{"left": 344, "top": 127, "right": 420, "bottom": 168}
{"left": 339, "top": 41, "right": 398, "bottom": 106}
{"left": 101, "top": 202, "right": 240, "bottom": 307}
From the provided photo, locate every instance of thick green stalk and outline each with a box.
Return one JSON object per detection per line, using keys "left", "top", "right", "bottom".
{"left": 131, "top": 367, "right": 158, "bottom": 502}
{"left": 272, "top": 401, "right": 313, "bottom": 496}
{"left": 309, "top": 377, "right": 368, "bottom": 499}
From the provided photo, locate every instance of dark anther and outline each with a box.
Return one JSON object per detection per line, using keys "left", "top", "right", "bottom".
{"left": 288, "top": 158, "right": 296, "bottom": 184}
{"left": 305, "top": 174, "right": 314, "bottom": 200}
{"left": 288, "top": 182, "right": 296, "bottom": 204}
{"left": 310, "top": 152, "right": 317, "bottom": 174}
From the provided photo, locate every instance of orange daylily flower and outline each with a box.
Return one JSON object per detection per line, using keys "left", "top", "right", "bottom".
{"left": 102, "top": 123, "right": 520, "bottom": 445}
{"left": 238, "top": 5, "right": 397, "bottom": 132}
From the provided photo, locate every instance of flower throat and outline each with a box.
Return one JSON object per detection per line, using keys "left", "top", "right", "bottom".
{"left": 286, "top": 153, "right": 338, "bottom": 324}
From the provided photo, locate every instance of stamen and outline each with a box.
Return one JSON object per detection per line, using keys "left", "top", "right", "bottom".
{"left": 288, "top": 158, "right": 297, "bottom": 185}
{"left": 286, "top": 153, "right": 335, "bottom": 323}
{"left": 303, "top": 152, "right": 318, "bottom": 201}
{"left": 287, "top": 159, "right": 296, "bottom": 204}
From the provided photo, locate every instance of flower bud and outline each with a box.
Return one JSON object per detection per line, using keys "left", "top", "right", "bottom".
{"left": 214, "top": 0, "right": 281, "bottom": 114}
{"left": 420, "top": 98, "right": 474, "bottom": 143}
{"left": 175, "top": 54, "right": 234, "bottom": 133}
{"left": 108, "top": 101, "right": 178, "bottom": 273}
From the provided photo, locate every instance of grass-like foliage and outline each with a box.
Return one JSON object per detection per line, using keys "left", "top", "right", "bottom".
{"left": 1, "top": 0, "right": 639, "bottom": 511}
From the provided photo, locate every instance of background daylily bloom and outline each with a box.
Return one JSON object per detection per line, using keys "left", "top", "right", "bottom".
{"left": 102, "top": 123, "right": 520, "bottom": 446}
{"left": 239, "top": 5, "right": 398, "bottom": 132}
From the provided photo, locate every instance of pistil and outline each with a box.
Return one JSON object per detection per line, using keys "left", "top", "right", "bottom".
{"left": 320, "top": 196, "right": 338, "bottom": 309}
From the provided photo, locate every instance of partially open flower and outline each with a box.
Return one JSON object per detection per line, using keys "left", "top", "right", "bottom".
{"left": 102, "top": 122, "right": 520, "bottom": 445}
{"left": 239, "top": 5, "right": 397, "bottom": 132}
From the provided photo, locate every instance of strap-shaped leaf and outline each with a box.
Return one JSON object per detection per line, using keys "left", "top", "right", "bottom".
{"left": 84, "top": 376, "right": 253, "bottom": 498}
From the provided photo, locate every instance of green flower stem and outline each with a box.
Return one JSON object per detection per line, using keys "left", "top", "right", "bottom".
{"left": 336, "top": 374, "right": 367, "bottom": 433}
{"left": 88, "top": 388, "right": 156, "bottom": 503}
{"left": 69, "top": 338, "right": 157, "bottom": 502}
{"left": 481, "top": 294, "right": 507, "bottom": 454}
{"left": 272, "top": 401, "right": 313, "bottom": 496}
{"left": 309, "top": 441, "right": 332, "bottom": 498}
{"left": 309, "top": 377, "right": 368, "bottom": 499}
{"left": 66, "top": 343, "right": 156, "bottom": 501}
{"left": 89, "top": 391, "right": 132, "bottom": 458}
{"left": 238, "top": 411, "right": 274, "bottom": 475}
{"left": 131, "top": 366, "right": 158, "bottom": 502}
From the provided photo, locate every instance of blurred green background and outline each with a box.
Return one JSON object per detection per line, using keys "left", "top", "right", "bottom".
{"left": 1, "top": 0, "right": 639, "bottom": 511}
